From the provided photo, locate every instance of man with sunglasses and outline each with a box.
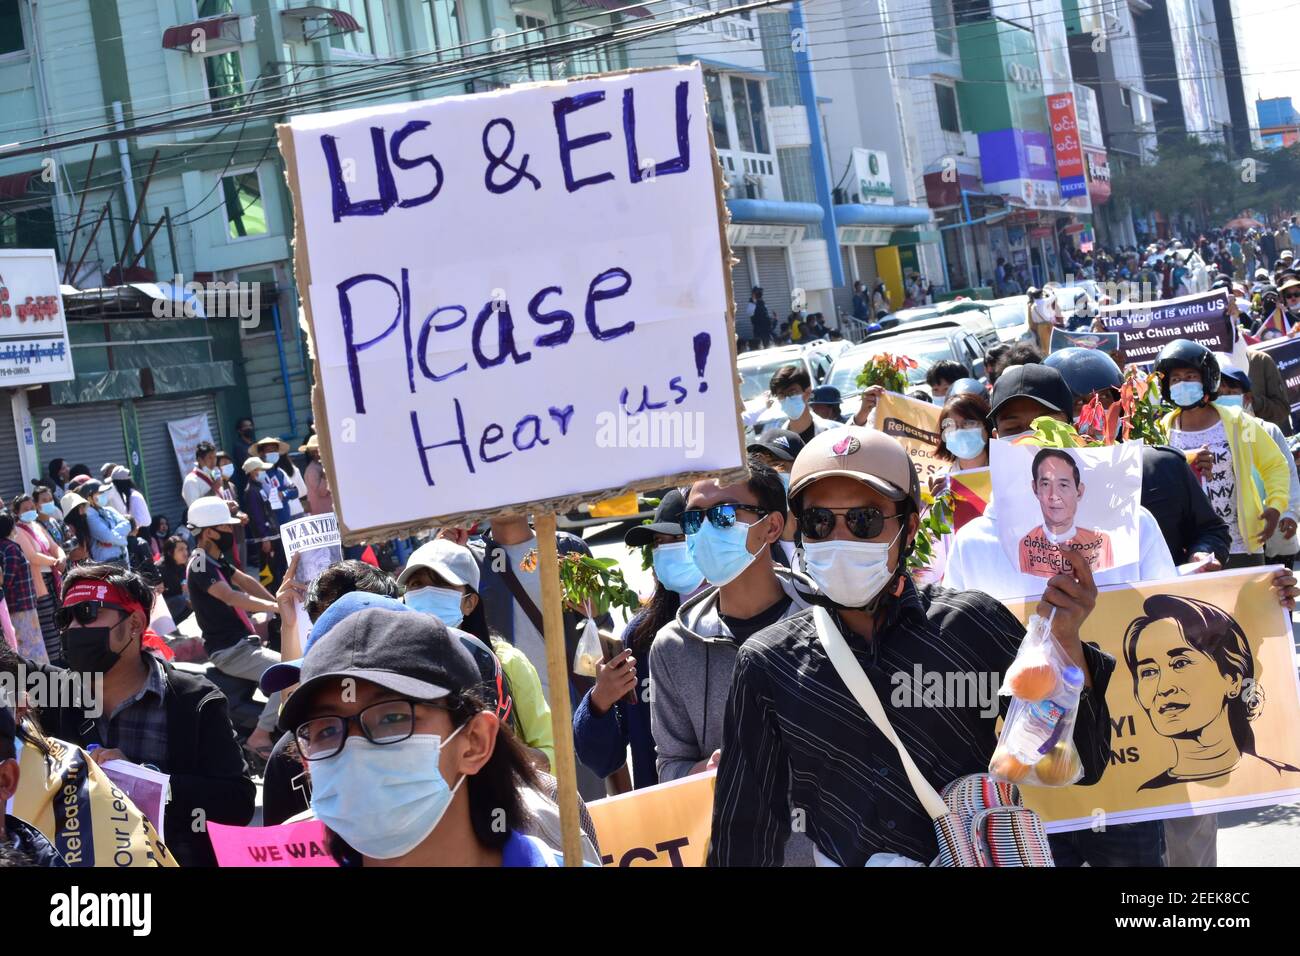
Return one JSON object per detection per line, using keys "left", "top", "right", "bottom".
{"left": 649, "top": 460, "right": 814, "bottom": 787}
{"left": 21, "top": 563, "right": 254, "bottom": 866}
{"left": 709, "top": 428, "right": 1113, "bottom": 866}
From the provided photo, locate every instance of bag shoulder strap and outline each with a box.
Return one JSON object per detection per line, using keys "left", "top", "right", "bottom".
{"left": 812, "top": 606, "right": 950, "bottom": 821}
{"left": 491, "top": 540, "right": 547, "bottom": 636}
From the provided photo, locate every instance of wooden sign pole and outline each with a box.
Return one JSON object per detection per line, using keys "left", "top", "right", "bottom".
{"left": 533, "top": 512, "right": 584, "bottom": 866}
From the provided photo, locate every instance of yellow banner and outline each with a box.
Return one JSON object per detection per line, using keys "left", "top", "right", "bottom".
{"left": 587, "top": 771, "right": 715, "bottom": 866}
{"left": 874, "top": 391, "right": 948, "bottom": 484}
{"left": 588, "top": 492, "right": 640, "bottom": 519}
{"left": 14, "top": 733, "right": 177, "bottom": 867}
{"left": 1008, "top": 569, "right": 1300, "bottom": 830}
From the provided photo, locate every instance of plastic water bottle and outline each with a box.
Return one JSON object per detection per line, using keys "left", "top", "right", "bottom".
{"left": 1005, "top": 666, "right": 1084, "bottom": 763}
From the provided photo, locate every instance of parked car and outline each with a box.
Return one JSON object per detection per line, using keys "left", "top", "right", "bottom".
{"left": 737, "top": 343, "right": 829, "bottom": 403}
{"left": 986, "top": 295, "right": 1033, "bottom": 344}
{"left": 827, "top": 326, "right": 990, "bottom": 421}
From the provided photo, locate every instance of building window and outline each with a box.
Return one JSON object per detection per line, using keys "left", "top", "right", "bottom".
{"left": 205, "top": 51, "right": 245, "bottom": 113}
{"left": 423, "top": 0, "right": 462, "bottom": 59}
{"left": 705, "top": 72, "right": 730, "bottom": 149}
{"left": 777, "top": 146, "right": 821, "bottom": 239}
{"left": 331, "top": 0, "right": 393, "bottom": 58}
{"left": 1119, "top": 86, "right": 1130, "bottom": 107}
{"left": 758, "top": 12, "right": 800, "bottom": 107}
{"left": 0, "top": 204, "right": 54, "bottom": 249}
{"left": 567, "top": 23, "right": 609, "bottom": 77}
{"left": 196, "top": 0, "right": 233, "bottom": 15}
{"left": 514, "top": 14, "right": 549, "bottom": 81}
{"left": 0, "top": 0, "right": 24, "bottom": 56}
{"left": 223, "top": 170, "right": 267, "bottom": 239}
{"left": 731, "top": 77, "right": 770, "bottom": 154}
{"left": 936, "top": 83, "right": 961, "bottom": 133}
{"left": 932, "top": 0, "right": 955, "bottom": 55}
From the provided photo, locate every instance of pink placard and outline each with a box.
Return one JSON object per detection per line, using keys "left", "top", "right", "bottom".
{"left": 207, "top": 819, "right": 338, "bottom": 867}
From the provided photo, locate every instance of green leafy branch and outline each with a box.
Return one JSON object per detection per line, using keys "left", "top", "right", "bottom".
{"left": 909, "top": 486, "right": 954, "bottom": 571}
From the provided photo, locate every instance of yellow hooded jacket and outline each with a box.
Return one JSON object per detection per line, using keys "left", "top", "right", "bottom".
{"left": 1160, "top": 402, "right": 1291, "bottom": 554}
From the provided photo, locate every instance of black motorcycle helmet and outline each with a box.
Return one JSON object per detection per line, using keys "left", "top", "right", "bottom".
{"left": 1154, "top": 338, "right": 1219, "bottom": 405}
{"left": 1043, "top": 347, "right": 1123, "bottom": 400}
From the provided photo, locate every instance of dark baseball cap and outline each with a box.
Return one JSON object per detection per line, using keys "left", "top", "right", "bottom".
{"left": 279, "top": 606, "right": 481, "bottom": 732}
{"left": 810, "top": 385, "right": 842, "bottom": 406}
{"left": 624, "top": 488, "right": 689, "bottom": 547}
{"left": 746, "top": 428, "right": 805, "bottom": 462}
{"left": 989, "top": 363, "right": 1074, "bottom": 424}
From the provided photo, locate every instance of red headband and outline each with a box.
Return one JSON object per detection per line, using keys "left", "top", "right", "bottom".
{"left": 62, "top": 580, "right": 147, "bottom": 621}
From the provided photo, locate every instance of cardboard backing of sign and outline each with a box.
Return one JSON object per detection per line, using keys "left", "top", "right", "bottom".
{"left": 277, "top": 65, "right": 748, "bottom": 544}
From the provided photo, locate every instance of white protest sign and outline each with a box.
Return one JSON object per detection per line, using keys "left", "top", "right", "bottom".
{"left": 279, "top": 512, "right": 342, "bottom": 585}
{"left": 0, "top": 249, "right": 74, "bottom": 385}
{"left": 167, "top": 413, "right": 215, "bottom": 480}
{"left": 280, "top": 65, "right": 746, "bottom": 541}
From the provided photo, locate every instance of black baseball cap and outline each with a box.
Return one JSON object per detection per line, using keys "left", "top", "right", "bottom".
{"left": 625, "top": 488, "right": 689, "bottom": 547}
{"left": 989, "top": 364, "right": 1074, "bottom": 424}
{"left": 746, "top": 428, "right": 805, "bottom": 462}
{"left": 279, "top": 607, "right": 481, "bottom": 732}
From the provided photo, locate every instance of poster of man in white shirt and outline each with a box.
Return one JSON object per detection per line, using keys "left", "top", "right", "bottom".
{"left": 987, "top": 440, "right": 1143, "bottom": 599}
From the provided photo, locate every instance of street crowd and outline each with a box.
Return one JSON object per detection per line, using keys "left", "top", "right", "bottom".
{"left": 6, "top": 222, "right": 1300, "bottom": 869}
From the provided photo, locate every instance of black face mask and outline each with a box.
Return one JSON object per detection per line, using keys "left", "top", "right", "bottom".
{"left": 215, "top": 530, "right": 235, "bottom": 552}
{"left": 62, "top": 626, "right": 129, "bottom": 674}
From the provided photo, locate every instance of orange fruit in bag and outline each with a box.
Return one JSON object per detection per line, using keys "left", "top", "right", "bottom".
{"left": 990, "top": 747, "right": 1032, "bottom": 783}
{"left": 1034, "top": 743, "right": 1081, "bottom": 786}
{"left": 1008, "top": 662, "right": 1056, "bottom": 701}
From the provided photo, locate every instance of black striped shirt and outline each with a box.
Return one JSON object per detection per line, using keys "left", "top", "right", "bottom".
{"left": 708, "top": 579, "right": 1114, "bottom": 866}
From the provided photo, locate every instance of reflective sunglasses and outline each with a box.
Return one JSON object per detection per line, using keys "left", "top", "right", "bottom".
{"left": 682, "top": 503, "right": 771, "bottom": 535}
{"left": 797, "top": 506, "right": 901, "bottom": 541}
{"left": 295, "top": 698, "right": 443, "bottom": 761}
{"left": 56, "top": 601, "right": 131, "bottom": 629}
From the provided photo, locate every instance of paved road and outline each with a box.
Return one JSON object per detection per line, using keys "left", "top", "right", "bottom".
{"left": 582, "top": 520, "right": 1300, "bottom": 867}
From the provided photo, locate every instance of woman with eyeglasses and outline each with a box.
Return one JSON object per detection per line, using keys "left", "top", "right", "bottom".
{"left": 648, "top": 458, "right": 816, "bottom": 842}
{"left": 285, "top": 606, "right": 579, "bottom": 866}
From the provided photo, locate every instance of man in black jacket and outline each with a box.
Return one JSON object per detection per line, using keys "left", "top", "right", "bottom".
{"left": 21, "top": 563, "right": 254, "bottom": 866}
{"left": 1045, "top": 347, "right": 1231, "bottom": 566}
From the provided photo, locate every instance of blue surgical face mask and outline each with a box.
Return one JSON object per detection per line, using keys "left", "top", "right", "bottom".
{"left": 309, "top": 729, "right": 465, "bottom": 860}
{"left": 778, "top": 471, "right": 791, "bottom": 491}
{"left": 221, "top": 463, "right": 235, "bottom": 479}
{"left": 652, "top": 541, "right": 705, "bottom": 595}
{"left": 1170, "top": 381, "right": 1205, "bottom": 408}
{"left": 405, "top": 585, "right": 466, "bottom": 628}
{"left": 1216, "top": 394, "right": 1244, "bottom": 409}
{"left": 932, "top": 393, "right": 947, "bottom": 406}
{"left": 264, "top": 452, "right": 281, "bottom": 465}
{"left": 40, "top": 501, "right": 59, "bottom": 517}
{"left": 687, "top": 516, "right": 762, "bottom": 586}
{"left": 18, "top": 510, "right": 37, "bottom": 523}
{"left": 944, "top": 427, "right": 987, "bottom": 461}
{"left": 780, "top": 395, "right": 806, "bottom": 420}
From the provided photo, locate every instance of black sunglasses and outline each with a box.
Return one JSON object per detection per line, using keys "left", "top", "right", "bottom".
{"left": 57, "top": 601, "right": 130, "bottom": 629}
{"left": 682, "top": 503, "right": 771, "bottom": 535}
{"left": 797, "top": 506, "right": 902, "bottom": 541}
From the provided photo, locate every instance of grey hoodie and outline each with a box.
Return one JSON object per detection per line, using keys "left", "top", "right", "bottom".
{"left": 649, "top": 566, "right": 814, "bottom": 782}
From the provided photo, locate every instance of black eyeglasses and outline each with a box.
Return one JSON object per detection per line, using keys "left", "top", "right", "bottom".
{"left": 682, "top": 503, "right": 771, "bottom": 535}
{"left": 797, "top": 506, "right": 902, "bottom": 541}
{"left": 57, "top": 601, "right": 130, "bottom": 630}
{"left": 295, "top": 698, "right": 442, "bottom": 761}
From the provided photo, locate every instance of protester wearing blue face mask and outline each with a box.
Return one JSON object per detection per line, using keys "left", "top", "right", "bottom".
{"left": 253, "top": 436, "right": 300, "bottom": 526}
{"left": 648, "top": 462, "right": 816, "bottom": 862}
{"left": 574, "top": 490, "right": 703, "bottom": 791}
{"left": 767, "top": 365, "right": 842, "bottom": 444}
{"left": 400, "top": 539, "right": 555, "bottom": 772}
{"left": 936, "top": 392, "right": 991, "bottom": 472}
{"left": 925, "top": 360, "right": 971, "bottom": 406}
{"left": 284, "top": 607, "right": 587, "bottom": 866}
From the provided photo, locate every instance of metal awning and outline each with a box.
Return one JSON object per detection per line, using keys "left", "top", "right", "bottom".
{"left": 834, "top": 203, "right": 931, "bottom": 227}
{"left": 280, "top": 5, "right": 364, "bottom": 44}
{"left": 573, "top": 0, "right": 651, "bottom": 19}
{"left": 0, "top": 169, "right": 41, "bottom": 201}
{"left": 727, "top": 199, "right": 824, "bottom": 225}
{"left": 162, "top": 14, "right": 254, "bottom": 53}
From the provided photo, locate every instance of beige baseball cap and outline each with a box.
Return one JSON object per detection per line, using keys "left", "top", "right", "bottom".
{"left": 787, "top": 426, "right": 921, "bottom": 511}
